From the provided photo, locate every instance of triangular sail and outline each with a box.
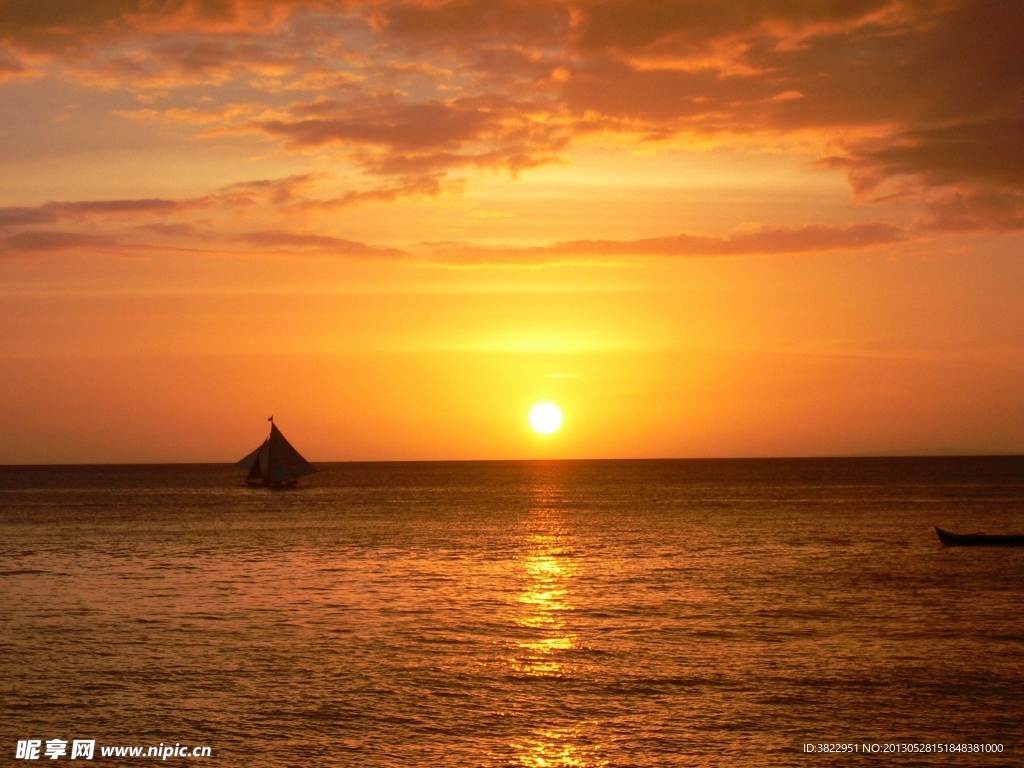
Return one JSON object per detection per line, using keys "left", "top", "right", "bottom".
{"left": 237, "top": 440, "right": 267, "bottom": 470}
{"left": 266, "top": 423, "right": 318, "bottom": 483}
{"left": 239, "top": 440, "right": 270, "bottom": 482}
{"left": 259, "top": 439, "right": 271, "bottom": 478}
{"left": 238, "top": 422, "right": 317, "bottom": 485}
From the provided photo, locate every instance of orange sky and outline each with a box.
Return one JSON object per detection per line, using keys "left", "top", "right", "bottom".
{"left": 2, "top": 0, "right": 1023, "bottom": 463}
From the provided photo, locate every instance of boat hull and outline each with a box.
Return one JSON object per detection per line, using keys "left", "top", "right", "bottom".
{"left": 935, "top": 527, "right": 1024, "bottom": 547}
{"left": 245, "top": 478, "right": 299, "bottom": 489}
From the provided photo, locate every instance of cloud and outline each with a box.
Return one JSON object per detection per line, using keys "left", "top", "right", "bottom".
{"left": 0, "top": 172, "right": 457, "bottom": 264}
{"left": 0, "top": 224, "right": 404, "bottom": 260}
{"left": 0, "top": 172, "right": 905, "bottom": 263}
{"left": 820, "top": 119, "right": 1024, "bottom": 231}
{"left": 0, "top": 207, "right": 60, "bottom": 227}
{"left": 424, "top": 222, "right": 906, "bottom": 264}
{"left": 137, "top": 222, "right": 199, "bottom": 237}
{"left": 262, "top": 95, "right": 500, "bottom": 151}
{"left": 211, "top": 172, "right": 324, "bottom": 204}
{"left": 2, "top": 0, "right": 1021, "bottom": 231}
{"left": 0, "top": 46, "right": 37, "bottom": 82}
{"left": 53, "top": 198, "right": 184, "bottom": 216}
{"left": 823, "top": 121, "right": 1024, "bottom": 196}
{"left": 235, "top": 230, "right": 408, "bottom": 257}
{"left": 0, "top": 174, "right": 324, "bottom": 228}
{"left": 249, "top": 92, "right": 570, "bottom": 177}
{"left": 554, "top": 223, "right": 906, "bottom": 257}
{"left": 295, "top": 175, "right": 461, "bottom": 209}
{"left": 0, "top": 174, "right": 416, "bottom": 259}
{"left": 1, "top": 197, "right": 200, "bottom": 228}
{"left": 0, "top": 1, "right": 291, "bottom": 51}
{"left": 3, "top": 230, "right": 116, "bottom": 253}
{"left": 74, "top": 38, "right": 308, "bottom": 89}
{"left": 922, "top": 189, "right": 1024, "bottom": 233}
{"left": 375, "top": 0, "right": 1022, "bottom": 220}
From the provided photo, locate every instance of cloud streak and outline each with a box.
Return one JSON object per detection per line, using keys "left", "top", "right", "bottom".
{"left": 425, "top": 222, "right": 906, "bottom": 264}
{"left": 3, "top": 230, "right": 117, "bottom": 253}
{"left": 0, "top": 175, "right": 905, "bottom": 263}
{"left": 235, "top": 230, "right": 408, "bottom": 257}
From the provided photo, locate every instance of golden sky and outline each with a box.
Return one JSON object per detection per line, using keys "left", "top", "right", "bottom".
{"left": 2, "top": 0, "right": 1023, "bottom": 462}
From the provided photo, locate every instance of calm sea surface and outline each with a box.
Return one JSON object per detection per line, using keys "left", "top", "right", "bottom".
{"left": 2, "top": 458, "right": 1023, "bottom": 766}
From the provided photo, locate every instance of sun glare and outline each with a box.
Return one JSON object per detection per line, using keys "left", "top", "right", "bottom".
{"left": 529, "top": 403, "right": 563, "bottom": 435}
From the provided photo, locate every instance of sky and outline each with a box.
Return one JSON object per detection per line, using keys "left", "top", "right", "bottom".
{"left": 1, "top": 0, "right": 1023, "bottom": 463}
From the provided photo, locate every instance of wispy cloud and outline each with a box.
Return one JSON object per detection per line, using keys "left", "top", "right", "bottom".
{"left": 0, "top": 174, "right": 905, "bottom": 263}
{"left": 3, "top": 230, "right": 117, "bottom": 253}
{"left": 235, "top": 230, "right": 408, "bottom": 258}
{"left": 423, "top": 222, "right": 906, "bottom": 264}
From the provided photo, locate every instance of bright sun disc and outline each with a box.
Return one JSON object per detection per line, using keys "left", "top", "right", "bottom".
{"left": 529, "top": 403, "right": 563, "bottom": 434}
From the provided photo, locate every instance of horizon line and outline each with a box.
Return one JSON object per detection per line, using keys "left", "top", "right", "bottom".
{"left": 4, "top": 453, "right": 1024, "bottom": 469}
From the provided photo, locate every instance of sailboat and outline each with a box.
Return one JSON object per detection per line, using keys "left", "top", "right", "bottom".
{"left": 237, "top": 417, "right": 318, "bottom": 487}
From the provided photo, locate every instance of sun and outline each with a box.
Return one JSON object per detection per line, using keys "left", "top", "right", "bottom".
{"left": 529, "top": 402, "right": 563, "bottom": 434}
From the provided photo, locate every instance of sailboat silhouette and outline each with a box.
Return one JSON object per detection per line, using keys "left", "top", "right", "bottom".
{"left": 237, "top": 419, "right": 318, "bottom": 487}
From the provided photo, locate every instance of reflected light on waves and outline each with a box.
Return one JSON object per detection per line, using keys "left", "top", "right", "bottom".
{"left": 507, "top": 481, "right": 606, "bottom": 767}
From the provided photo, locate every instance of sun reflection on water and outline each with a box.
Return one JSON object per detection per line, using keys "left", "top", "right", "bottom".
{"left": 504, "top": 479, "right": 606, "bottom": 767}
{"left": 510, "top": 727, "right": 602, "bottom": 768}
{"left": 509, "top": 485, "right": 578, "bottom": 676}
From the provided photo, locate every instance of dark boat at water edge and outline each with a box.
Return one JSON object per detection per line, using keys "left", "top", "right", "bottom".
{"left": 935, "top": 527, "right": 1024, "bottom": 547}
{"left": 237, "top": 417, "right": 318, "bottom": 488}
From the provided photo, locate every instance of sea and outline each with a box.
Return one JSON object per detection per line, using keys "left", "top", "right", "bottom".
{"left": 2, "top": 457, "right": 1023, "bottom": 767}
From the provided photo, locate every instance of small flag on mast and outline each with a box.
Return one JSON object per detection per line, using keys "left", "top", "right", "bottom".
{"left": 268, "top": 415, "right": 274, "bottom": 422}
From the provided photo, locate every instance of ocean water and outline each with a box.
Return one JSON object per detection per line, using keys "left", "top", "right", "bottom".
{"left": 2, "top": 458, "right": 1023, "bottom": 766}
